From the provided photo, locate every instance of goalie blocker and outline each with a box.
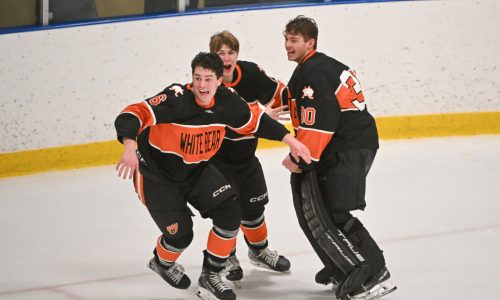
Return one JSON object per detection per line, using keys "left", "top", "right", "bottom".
{"left": 291, "top": 171, "right": 371, "bottom": 299}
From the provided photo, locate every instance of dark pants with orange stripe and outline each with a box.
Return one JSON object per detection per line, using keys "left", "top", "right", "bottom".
{"left": 213, "top": 156, "right": 270, "bottom": 251}
{"left": 135, "top": 163, "right": 241, "bottom": 271}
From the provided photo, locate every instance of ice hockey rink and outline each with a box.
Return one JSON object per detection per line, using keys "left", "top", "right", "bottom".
{"left": 1, "top": 135, "right": 499, "bottom": 300}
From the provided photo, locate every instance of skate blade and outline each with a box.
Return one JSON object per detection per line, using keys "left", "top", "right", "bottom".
{"left": 249, "top": 259, "right": 291, "bottom": 274}
{"left": 196, "top": 287, "right": 220, "bottom": 300}
{"left": 230, "top": 280, "right": 242, "bottom": 289}
{"left": 366, "top": 285, "right": 397, "bottom": 300}
{"left": 348, "top": 281, "right": 397, "bottom": 300}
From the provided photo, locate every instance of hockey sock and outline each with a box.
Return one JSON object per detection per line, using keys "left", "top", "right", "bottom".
{"left": 205, "top": 226, "right": 238, "bottom": 272}
{"left": 155, "top": 235, "right": 184, "bottom": 267}
{"left": 241, "top": 215, "right": 268, "bottom": 250}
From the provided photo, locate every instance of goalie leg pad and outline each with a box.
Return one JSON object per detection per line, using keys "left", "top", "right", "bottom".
{"left": 295, "top": 171, "right": 371, "bottom": 298}
{"left": 341, "top": 217, "right": 386, "bottom": 282}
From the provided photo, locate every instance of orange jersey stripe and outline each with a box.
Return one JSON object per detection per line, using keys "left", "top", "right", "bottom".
{"left": 134, "top": 171, "right": 146, "bottom": 206}
{"left": 206, "top": 229, "right": 236, "bottom": 259}
{"left": 289, "top": 98, "right": 300, "bottom": 130}
{"left": 156, "top": 236, "right": 182, "bottom": 263}
{"left": 240, "top": 222, "right": 268, "bottom": 245}
{"left": 149, "top": 123, "right": 226, "bottom": 164}
{"left": 270, "top": 80, "right": 288, "bottom": 108}
{"left": 229, "top": 101, "right": 264, "bottom": 136}
{"left": 296, "top": 127, "right": 333, "bottom": 161}
{"left": 121, "top": 101, "right": 156, "bottom": 134}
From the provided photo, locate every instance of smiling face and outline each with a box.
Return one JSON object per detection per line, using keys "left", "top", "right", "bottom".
{"left": 284, "top": 32, "right": 315, "bottom": 64}
{"left": 283, "top": 16, "right": 319, "bottom": 64}
{"left": 191, "top": 66, "right": 222, "bottom": 106}
{"left": 217, "top": 44, "right": 239, "bottom": 83}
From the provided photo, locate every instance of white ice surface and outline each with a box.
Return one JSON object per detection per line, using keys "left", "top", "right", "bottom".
{"left": 1, "top": 135, "right": 499, "bottom": 300}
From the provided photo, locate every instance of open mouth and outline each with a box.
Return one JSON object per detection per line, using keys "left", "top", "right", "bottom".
{"left": 223, "top": 64, "right": 232, "bottom": 71}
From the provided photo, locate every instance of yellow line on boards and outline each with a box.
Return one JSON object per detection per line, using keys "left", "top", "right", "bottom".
{"left": 1, "top": 112, "right": 499, "bottom": 178}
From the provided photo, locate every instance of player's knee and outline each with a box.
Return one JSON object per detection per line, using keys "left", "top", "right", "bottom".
{"left": 331, "top": 211, "right": 353, "bottom": 225}
{"left": 159, "top": 216, "right": 194, "bottom": 249}
{"left": 162, "top": 230, "right": 194, "bottom": 250}
{"left": 210, "top": 196, "right": 241, "bottom": 231}
{"left": 241, "top": 205, "right": 265, "bottom": 222}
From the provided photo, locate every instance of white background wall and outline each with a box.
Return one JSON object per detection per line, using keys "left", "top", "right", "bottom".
{"left": 0, "top": 0, "right": 498, "bottom": 153}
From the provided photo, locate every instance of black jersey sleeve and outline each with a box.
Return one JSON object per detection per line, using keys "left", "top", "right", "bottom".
{"left": 222, "top": 90, "right": 288, "bottom": 142}
{"left": 114, "top": 83, "right": 187, "bottom": 142}
{"left": 254, "top": 112, "right": 289, "bottom": 141}
{"left": 115, "top": 113, "right": 141, "bottom": 143}
{"left": 252, "top": 64, "right": 279, "bottom": 105}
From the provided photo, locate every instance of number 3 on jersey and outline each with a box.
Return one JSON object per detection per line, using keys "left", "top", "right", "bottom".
{"left": 335, "top": 70, "right": 366, "bottom": 111}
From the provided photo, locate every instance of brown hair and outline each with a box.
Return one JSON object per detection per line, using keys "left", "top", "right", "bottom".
{"left": 209, "top": 30, "right": 240, "bottom": 53}
{"left": 284, "top": 15, "right": 318, "bottom": 49}
{"left": 191, "top": 52, "right": 223, "bottom": 78}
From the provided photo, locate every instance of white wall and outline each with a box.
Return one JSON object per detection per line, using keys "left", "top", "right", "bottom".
{"left": 0, "top": 0, "right": 498, "bottom": 153}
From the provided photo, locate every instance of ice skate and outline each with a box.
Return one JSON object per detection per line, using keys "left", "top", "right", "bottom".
{"left": 222, "top": 254, "right": 243, "bottom": 288}
{"left": 315, "top": 267, "right": 335, "bottom": 285}
{"left": 346, "top": 268, "right": 397, "bottom": 300}
{"left": 315, "top": 267, "right": 339, "bottom": 291}
{"left": 197, "top": 267, "right": 236, "bottom": 300}
{"left": 147, "top": 257, "right": 191, "bottom": 289}
{"left": 248, "top": 248, "right": 291, "bottom": 273}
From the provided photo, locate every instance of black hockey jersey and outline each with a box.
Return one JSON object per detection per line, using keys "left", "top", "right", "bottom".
{"left": 115, "top": 84, "right": 289, "bottom": 182}
{"left": 212, "top": 60, "right": 289, "bottom": 164}
{"left": 287, "top": 51, "right": 379, "bottom": 169}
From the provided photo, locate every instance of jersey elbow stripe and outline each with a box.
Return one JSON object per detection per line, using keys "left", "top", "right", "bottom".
{"left": 298, "top": 126, "right": 334, "bottom": 135}
{"left": 122, "top": 102, "right": 156, "bottom": 132}
{"left": 229, "top": 102, "right": 264, "bottom": 135}
{"left": 270, "top": 80, "right": 287, "bottom": 108}
{"left": 297, "top": 127, "right": 333, "bottom": 160}
{"left": 224, "top": 135, "right": 256, "bottom": 141}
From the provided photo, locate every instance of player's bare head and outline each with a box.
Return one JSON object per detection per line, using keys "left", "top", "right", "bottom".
{"left": 209, "top": 30, "right": 240, "bottom": 53}
{"left": 284, "top": 15, "right": 318, "bottom": 49}
{"left": 191, "top": 52, "right": 224, "bottom": 78}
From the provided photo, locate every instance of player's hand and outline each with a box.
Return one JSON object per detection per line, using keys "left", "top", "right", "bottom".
{"left": 116, "top": 138, "right": 138, "bottom": 180}
{"left": 265, "top": 99, "right": 290, "bottom": 121}
{"left": 282, "top": 134, "right": 311, "bottom": 164}
{"left": 282, "top": 155, "right": 302, "bottom": 173}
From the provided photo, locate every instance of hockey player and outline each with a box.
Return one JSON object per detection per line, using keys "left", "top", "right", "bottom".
{"left": 281, "top": 16, "right": 397, "bottom": 300}
{"left": 115, "top": 52, "right": 311, "bottom": 300}
{"left": 208, "top": 30, "right": 292, "bottom": 286}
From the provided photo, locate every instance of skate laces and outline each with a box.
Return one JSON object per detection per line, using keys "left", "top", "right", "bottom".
{"left": 257, "top": 248, "right": 279, "bottom": 267}
{"left": 208, "top": 272, "right": 231, "bottom": 292}
{"left": 166, "top": 263, "right": 185, "bottom": 284}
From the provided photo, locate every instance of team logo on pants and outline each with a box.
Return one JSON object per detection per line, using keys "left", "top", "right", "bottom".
{"left": 166, "top": 223, "right": 178, "bottom": 235}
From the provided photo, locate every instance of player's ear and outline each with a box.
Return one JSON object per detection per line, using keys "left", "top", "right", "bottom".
{"left": 217, "top": 77, "right": 222, "bottom": 86}
{"left": 306, "top": 38, "right": 316, "bottom": 50}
